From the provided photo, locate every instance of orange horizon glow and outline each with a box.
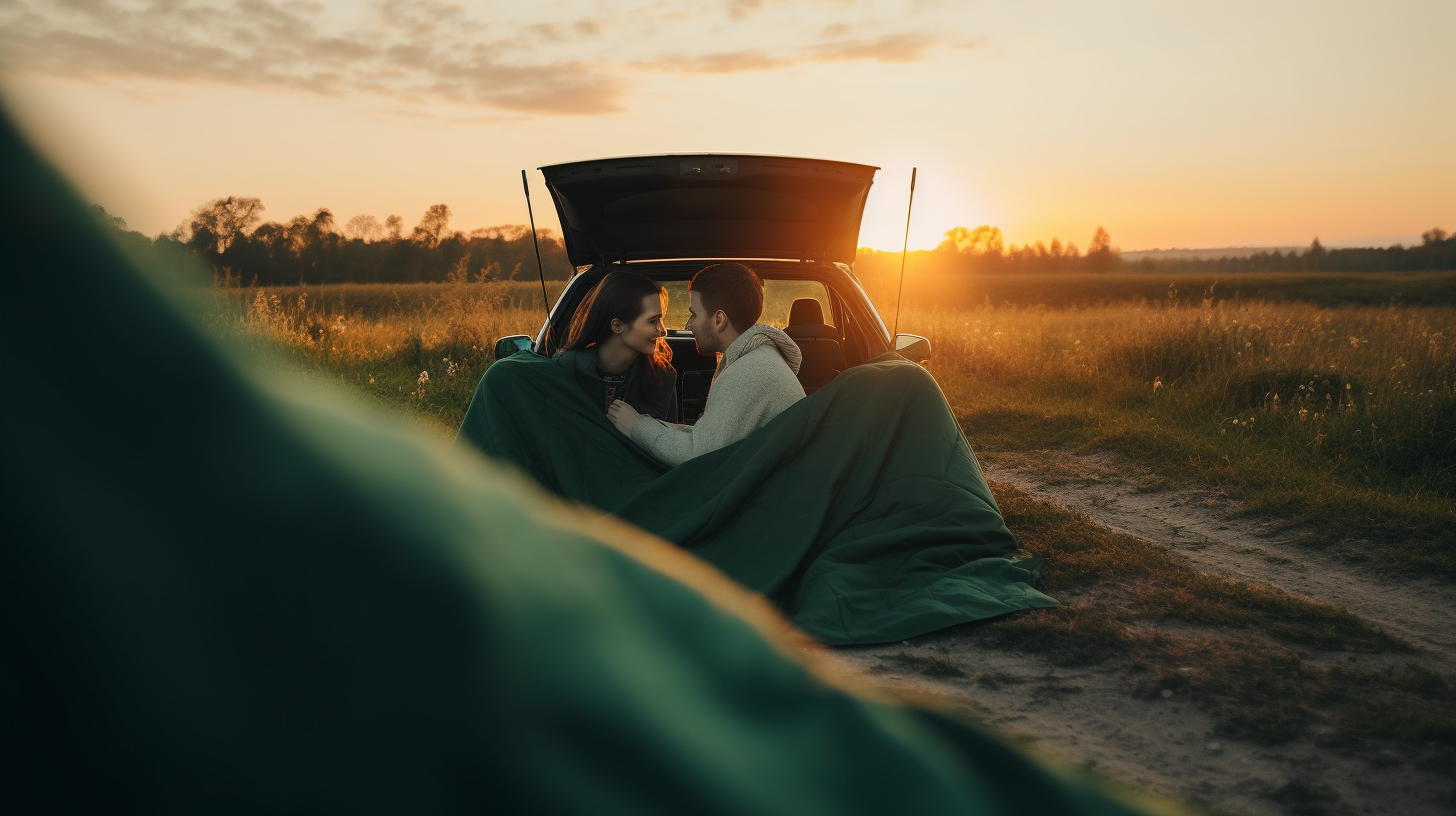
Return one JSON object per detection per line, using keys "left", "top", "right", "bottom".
{"left": 1, "top": 2, "right": 1450, "bottom": 253}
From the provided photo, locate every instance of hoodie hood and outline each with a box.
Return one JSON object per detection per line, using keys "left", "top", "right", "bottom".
{"left": 716, "top": 324, "right": 803, "bottom": 380}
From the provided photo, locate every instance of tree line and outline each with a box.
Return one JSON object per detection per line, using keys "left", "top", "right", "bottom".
{"left": 852, "top": 225, "right": 1455, "bottom": 309}
{"left": 1126, "top": 229, "right": 1456, "bottom": 274}
{"left": 100, "top": 197, "right": 576, "bottom": 286}
{"left": 903, "top": 225, "right": 1455, "bottom": 275}
{"left": 97, "top": 198, "right": 1453, "bottom": 287}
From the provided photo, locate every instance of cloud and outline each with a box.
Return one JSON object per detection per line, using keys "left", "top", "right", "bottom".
{"left": 812, "top": 32, "right": 938, "bottom": 63}
{"left": 0, "top": 0, "right": 627, "bottom": 116}
{"left": 0, "top": 1, "right": 966, "bottom": 114}
{"left": 634, "top": 32, "right": 944, "bottom": 74}
{"left": 727, "top": 0, "right": 767, "bottom": 20}
{"left": 724, "top": 0, "right": 855, "bottom": 22}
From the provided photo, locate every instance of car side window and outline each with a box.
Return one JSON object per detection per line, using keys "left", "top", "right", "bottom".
{"left": 762, "top": 281, "right": 833, "bottom": 329}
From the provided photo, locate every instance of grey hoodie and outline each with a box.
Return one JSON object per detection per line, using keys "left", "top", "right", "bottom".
{"left": 629, "top": 325, "right": 805, "bottom": 467}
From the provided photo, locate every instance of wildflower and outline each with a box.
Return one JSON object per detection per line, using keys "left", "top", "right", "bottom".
{"left": 417, "top": 370, "right": 430, "bottom": 385}
{"left": 1152, "top": 377, "right": 1163, "bottom": 393}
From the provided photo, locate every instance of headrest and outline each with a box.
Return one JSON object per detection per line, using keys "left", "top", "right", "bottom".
{"left": 787, "top": 298, "right": 825, "bottom": 326}
{"left": 786, "top": 323, "right": 838, "bottom": 340}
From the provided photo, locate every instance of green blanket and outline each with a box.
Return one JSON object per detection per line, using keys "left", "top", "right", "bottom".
{"left": 458, "top": 350, "right": 1058, "bottom": 644}
{"left": 1, "top": 106, "right": 1165, "bottom": 815}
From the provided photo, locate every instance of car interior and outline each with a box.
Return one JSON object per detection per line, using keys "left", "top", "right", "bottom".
{"left": 541, "top": 264, "right": 887, "bottom": 425}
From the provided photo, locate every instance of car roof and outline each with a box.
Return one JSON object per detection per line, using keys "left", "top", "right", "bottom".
{"left": 540, "top": 154, "right": 878, "bottom": 268}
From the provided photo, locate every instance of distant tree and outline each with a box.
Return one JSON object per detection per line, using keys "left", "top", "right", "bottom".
{"left": 344, "top": 214, "right": 384, "bottom": 242}
{"left": 91, "top": 204, "right": 128, "bottom": 232}
{"left": 940, "top": 225, "right": 1004, "bottom": 256}
{"left": 181, "top": 196, "right": 264, "bottom": 254}
{"left": 1302, "top": 237, "right": 1327, "bottom": 272}
{"left": 1423, "top": 227, "right": 1448, "bottom": 245}
{"left": 385, "top": 214, "right": 404, "bottom": 241}
{"left": 1085, "top": 226, "right": 1118, "bottom": 273}
{"left": 311, "top": 208, "right": 336, "bottom": 235}
{"left": 412, "top": 204, "right": 451, "bottom": 247}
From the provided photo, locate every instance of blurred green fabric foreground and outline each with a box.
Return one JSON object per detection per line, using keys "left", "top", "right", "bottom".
{"left": 0, "top": 109, "right": 1167, "bottom": 815}
{"left": 459, "top": 350, "right": 1058, "bottom": 645}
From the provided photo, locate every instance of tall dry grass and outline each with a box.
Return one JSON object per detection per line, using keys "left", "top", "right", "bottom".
{"left": 220, "top": 276, "right": 1456, "bottom": 569}
{"left": 910, "top": 299, "right": 1454, "bottom": 478}
{"left": 899, "top": 295, "right": 1455, "bottom": 571}
{"left": 212, "top": 281, "right": 563, "bottom": 430}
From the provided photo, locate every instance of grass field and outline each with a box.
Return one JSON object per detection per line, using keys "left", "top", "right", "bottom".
{"left": 217, "top": 271, "right": 1456, "bottom": 798}
{"left": 918, "top": 297, "right": 1456, "bottom": 576}
{"left": 218, "top": 272, "right": 1456, "bottom": 577}
{"left": 211, "top": 280, "right": 563, "bottom": 429}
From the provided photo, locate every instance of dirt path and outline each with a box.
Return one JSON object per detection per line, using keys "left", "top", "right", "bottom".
{"left": 833, "top": 450, "right": 1456, "bottom": 816}
{"left": 986, "top": 450, "right": 1456, "bottom": 674}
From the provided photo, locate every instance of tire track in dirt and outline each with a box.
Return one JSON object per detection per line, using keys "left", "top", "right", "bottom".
{"left": 980, "top": 450, "right": 1456, "bottom": 672}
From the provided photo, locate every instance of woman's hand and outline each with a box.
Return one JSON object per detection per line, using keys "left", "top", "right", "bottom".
{"left": 607, "top": 400, "right": 643, "bottom": 435}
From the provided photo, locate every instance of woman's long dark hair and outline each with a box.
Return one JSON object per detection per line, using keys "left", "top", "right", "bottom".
{"left": 562, "top": 271, "right": 674, "bottom": 394}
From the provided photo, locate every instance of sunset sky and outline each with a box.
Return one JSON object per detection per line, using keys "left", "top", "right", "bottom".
{"left": 2, "top": 0, "right": 1451, "bottom": 251}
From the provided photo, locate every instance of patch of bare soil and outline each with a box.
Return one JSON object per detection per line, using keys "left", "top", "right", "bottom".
{"left": 832, "top": 450, "right": 1456, "bottom": 816}
{"left": 986, "top": 450, "right": 1456, "bottom": 673}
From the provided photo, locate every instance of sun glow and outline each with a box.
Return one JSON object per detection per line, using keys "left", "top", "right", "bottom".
{"left": 858, "top": 163, "right": 992, "bottom": 253}
{"left": 1, "top": 1, "right": 1449, "bottom": 250}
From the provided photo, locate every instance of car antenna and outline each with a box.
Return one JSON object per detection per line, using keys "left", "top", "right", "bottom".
{"left": 522, "top": 169, "right": 551, "bottom": 323}
{"left": 891, "top": 166, "right": 917, "bottom": 340}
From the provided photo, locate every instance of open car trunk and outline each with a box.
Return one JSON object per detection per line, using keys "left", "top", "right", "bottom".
{"left": 540, "top": 154, "right": 878, "bottom": 268}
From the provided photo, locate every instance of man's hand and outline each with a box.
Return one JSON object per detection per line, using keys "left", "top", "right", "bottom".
{"left": 607, "top": 400, "right": 643, "bottom": 435}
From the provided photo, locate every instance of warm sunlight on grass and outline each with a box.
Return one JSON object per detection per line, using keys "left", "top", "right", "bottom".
{"left": 213, "top": 281, "right": 563, "bottom": 433}
{"left": 227, "top": 274, "right": 1455, "bottom": 576}
{"left": 909, "top": 296, "right": 1455, "bottom": 575}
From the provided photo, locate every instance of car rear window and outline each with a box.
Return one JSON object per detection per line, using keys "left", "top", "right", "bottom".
{"left": 661, "top": 280, "right": 833, "bottom": 330}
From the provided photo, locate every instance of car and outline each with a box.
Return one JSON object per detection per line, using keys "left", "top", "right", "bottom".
{"left": 494, "top": 153, "right": 931, "bottom": 424}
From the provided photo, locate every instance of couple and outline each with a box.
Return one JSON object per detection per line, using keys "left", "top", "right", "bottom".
{"left": 455, "top": 259, "right": 1057, "bottom": 646}
{"left": 568, "top": 262, "right": 805, "bottom": 467}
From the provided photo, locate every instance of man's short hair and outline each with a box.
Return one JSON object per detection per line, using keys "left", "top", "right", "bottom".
{"left": 690, "top": 263, "right": 763, "bottom": 332}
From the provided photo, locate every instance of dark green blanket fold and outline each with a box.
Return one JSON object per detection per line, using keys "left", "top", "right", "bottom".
{"left": 458, "top": 350, "right": 1058, "bottom": 644}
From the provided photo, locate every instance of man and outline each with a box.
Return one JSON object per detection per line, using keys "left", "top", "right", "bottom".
{"left": 608, "top": 262, "right": 804, "bottom": 466}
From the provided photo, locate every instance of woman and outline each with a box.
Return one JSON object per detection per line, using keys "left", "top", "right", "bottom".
{"left": 456, "top": 271, "right": 677, "bottom": 459}
{"left": 557, "top": 270, "right": 678, "bottom": 422}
